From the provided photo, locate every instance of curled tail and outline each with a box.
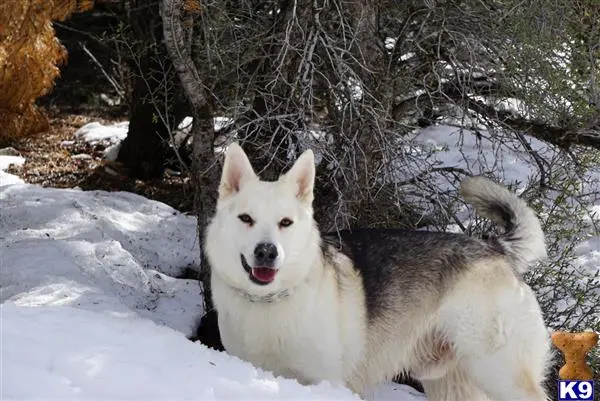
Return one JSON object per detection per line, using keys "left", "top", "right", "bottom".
{"left": 460, "top": 176, "right": 547, "bottom": 273}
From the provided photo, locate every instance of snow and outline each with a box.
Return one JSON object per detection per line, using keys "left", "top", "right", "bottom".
{"left": 406, "top": 123, "right": 554, "bottom": 187}
{"left": 175, "top": 116, "right": 233, "bottom": 137}
{"left": 404, "top": 121, "right": 599, "bottom": 221}
{"left": 1, "top": 184, "right": 202, "bottom": 335}
{"left": 391, "top": 121, "right": 565, "bottom": 219}
{"left": 0, "top": 182, "right": 425, "bottom": 401}
{"left": 74, "top": 121, "right": 129, "bottom": 145}
{"left": 0, "top": 170, "right": 24, "bottom": 186}
{"left": 3, "top": 302, "right": 376, "bottom": 401}
{"left": 0, "top": 154, "right": 25, "bottom": 186}
{"left": 102, "top": 143, "right": 121, "bottom": 161}
{"left": 73, "top": 122, "right": 129, "bottom": 162}
{"left": 71, "top": 153, "right": 94, "bottom": 160}
{"left": 0, "top": 155, "right": 25, "bottom": 170}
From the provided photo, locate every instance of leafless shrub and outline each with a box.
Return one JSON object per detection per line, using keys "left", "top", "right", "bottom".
{"left": 163, "top": 0, "right": 600, "bottom": 378}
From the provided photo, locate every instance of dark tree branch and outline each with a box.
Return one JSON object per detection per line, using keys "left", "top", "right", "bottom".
{"left": 399, "top": 74, "right": 600, "bottom": 151}
{"left": 465, "top": 97, "right": 600, "bottom": 150}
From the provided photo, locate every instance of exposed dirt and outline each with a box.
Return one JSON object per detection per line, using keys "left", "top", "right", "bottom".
{"left": 5, "top": 111, "right": 195, "bottom": 214}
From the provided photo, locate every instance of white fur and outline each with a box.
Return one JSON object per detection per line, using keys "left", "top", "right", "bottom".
{"left": 204, "top": 143, "right": 552, "bottom": 401}
{"left": 206, "top": 143, "right": 365, "bottom": 387}
{"left": 460, "top": 176, "right": 548, "bottom": 270}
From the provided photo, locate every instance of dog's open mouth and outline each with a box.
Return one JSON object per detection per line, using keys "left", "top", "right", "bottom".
{"left": 251, "top": 267, "right": 278, "bottom": 283}
{"left": 241, "top": 255, "right": 277, "bottom": 285}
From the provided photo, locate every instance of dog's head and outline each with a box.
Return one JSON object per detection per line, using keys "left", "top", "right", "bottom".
{"left": 205, "top": 142, "right": 320, "bottom": 294}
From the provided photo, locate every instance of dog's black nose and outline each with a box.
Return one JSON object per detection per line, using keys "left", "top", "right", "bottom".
{"left": 253, "top": 243, "right": 278, "bottom": 267}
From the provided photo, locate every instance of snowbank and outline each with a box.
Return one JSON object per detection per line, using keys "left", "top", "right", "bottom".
{"left": 3, "top": 302, "right": 367, "bottom": 401}
{"left": 1, "top": 184, "right": 202, "bottom": 335}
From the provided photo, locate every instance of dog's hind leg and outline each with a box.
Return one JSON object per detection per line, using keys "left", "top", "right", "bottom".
{"left": 440, "top": 269, "right": 552, "bottom": 401}
{"left": 420, "top": 364, "right": 491, "bottom": 401}
{"left": 451, "top": 342, "right": 550, "bottom": 401}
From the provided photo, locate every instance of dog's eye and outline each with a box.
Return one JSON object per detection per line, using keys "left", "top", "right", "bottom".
{"left": 238, "top": 214, "right": 254, "bottom": 225}
{"left": 279, "top": 218, "right": 293, "bottom": 228}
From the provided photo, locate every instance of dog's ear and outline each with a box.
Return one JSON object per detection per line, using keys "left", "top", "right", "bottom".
{"left": 284, "top": 149, "right": 315, "bottom": 204}
{"left": 219, "top": 142, "right": 256, "bottom": 199}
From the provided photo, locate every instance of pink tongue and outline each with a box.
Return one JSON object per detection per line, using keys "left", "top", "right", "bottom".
{"left": 251, "top": 267, "right": 277, "bottom": 283}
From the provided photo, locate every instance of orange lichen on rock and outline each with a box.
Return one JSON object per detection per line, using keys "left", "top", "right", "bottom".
{"left": 551, "top": 330, "right": 599, "bottom": 380}
{"left": 0, "top": 0, "right": 94, "bottom": 142}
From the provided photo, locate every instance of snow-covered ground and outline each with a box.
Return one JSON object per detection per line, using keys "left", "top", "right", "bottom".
{"left": 409, "top": 123, "right": 552, "bottom": 185}
{"left": 5, "top": 301, "right": 422, "bottom": 401}
{"left": 404, "top": 122, "right": 599, "bottom": 250}
{"left": 395, "top": 121, "right": 557, "bottom": 198}
{"left": 0, "top": 148, "right": 425, "bottom": 400}
{"left": 0, "top": 154, "right": 25, "bottom": 186}
{"left": 0, "top": 185, "right": 201, "bottom": 335}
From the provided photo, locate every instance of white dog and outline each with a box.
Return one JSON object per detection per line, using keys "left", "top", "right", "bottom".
{"left": 204, "top": 142, "right": 552, "bottom": 401}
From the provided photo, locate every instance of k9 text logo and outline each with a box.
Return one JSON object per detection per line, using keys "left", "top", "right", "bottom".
{"left": 558, "top": 380, "right": 594, "bottom": 401}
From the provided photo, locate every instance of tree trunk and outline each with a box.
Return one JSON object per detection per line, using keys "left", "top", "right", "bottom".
{"left": 162, "top": 0, "right": 222, "bottom": 349}
{"left": 117, "top": 0, "right": 174, "bottom": 180}
{"left": 117, "top": 60, "right": 168, "bottom": 179}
